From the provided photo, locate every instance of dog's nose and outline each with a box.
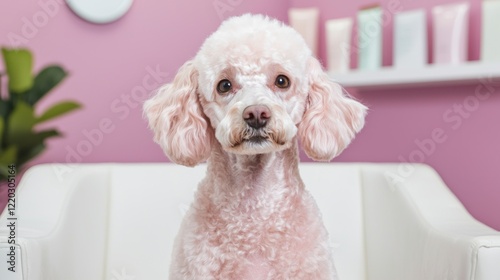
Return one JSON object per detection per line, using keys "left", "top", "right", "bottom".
{"left": 243, "top": 105, "right": 271, "bottom": 129}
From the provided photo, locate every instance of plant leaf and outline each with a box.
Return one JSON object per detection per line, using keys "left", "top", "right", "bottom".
{"left": 0, "top": 99, "right": 8, "bottom": 118}
{"left": 0, "top": 117, "right": 4, "bottom": 149}
{"left": 22, "top": 65, "right": 67, "bottom": 105}
{"left": 6, "top": 101, "right": 36, "bottom": 149}
{"left": 17, "top": 129, "right": 60, "bottom": 166}
{"left": 6, "top": 127, "right": 60, "bottom": 168}
{"left": 0, "top": 146, "right": 17, "bottom": 181}
{"left": 23, "top": 129, "right": 60, "bottom": 152}
{"left": 36, "top": 101, "right": 81, "bottom": 124}
{"left": 1, "top": 48, "right": 34, "bottom": 94}
{"left": 0, "top": 145, "right": 17, "bottom": 165}
{"left": 0, "top": 167, "right": 8, "bottom": 180}
{"left": 18, "top": 143, "right": 46, "bottom": 167}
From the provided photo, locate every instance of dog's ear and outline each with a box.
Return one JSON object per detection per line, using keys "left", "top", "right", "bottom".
{"left": 143, "top": 60, "right": 212, "bottom": 167}
{"left": 298, "top": 57, "right": 367, "bottom": 161}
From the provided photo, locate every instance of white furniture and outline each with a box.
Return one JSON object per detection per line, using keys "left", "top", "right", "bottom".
{"left": 0, "top": 163, "right": 499, "bottom": 280}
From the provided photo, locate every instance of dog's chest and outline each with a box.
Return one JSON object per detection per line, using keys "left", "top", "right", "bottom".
{"left": 197, "top": 193, "right": 308, "bottom": 254}
{"left": 198, "top": 207, "right": 298, "bottom": 279}
{"left": 182, "top": 186, "right": 333, "bottom": 279}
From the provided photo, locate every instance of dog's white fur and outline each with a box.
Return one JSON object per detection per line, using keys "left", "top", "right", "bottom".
{"left": 144, "top": 14, "right": 367, "bottom": 280}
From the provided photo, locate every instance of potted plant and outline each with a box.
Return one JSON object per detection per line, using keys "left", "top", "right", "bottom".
{"left": 0, "top": 48, "right": 81, "bottom": 182}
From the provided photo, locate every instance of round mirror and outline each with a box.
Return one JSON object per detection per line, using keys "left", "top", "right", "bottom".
{"left": 66, "top": 0, "right": 133, "bottom": 24}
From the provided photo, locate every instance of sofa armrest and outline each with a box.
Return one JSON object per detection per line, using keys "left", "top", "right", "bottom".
{"left": 361, "top": 163, "right": 500, "bottom": 280}
{"left": 0, "top": 238, "right": 43, "bottom": 280}
{"left": 0, "top": 164, "right": 111, "bottom": 280}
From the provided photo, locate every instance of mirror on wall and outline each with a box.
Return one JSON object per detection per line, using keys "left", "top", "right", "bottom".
{"left": 66, "top": 0, "right": 133, "bottom": 24}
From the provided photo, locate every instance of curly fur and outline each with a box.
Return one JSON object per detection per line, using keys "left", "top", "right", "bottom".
{"left": 144, "top": 14, "right": 367, "bottom": 280}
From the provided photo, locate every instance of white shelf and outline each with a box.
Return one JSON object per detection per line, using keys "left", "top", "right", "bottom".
{"left": 330, "top": 61, "right": 500, "bottom": 90}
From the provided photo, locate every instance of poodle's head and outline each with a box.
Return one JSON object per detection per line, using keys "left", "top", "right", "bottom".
{"left": 144, "top": 14, "right": 367, "bottom": 167}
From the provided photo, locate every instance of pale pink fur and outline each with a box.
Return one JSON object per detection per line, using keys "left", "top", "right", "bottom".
{"left": 144, "top": 14, "right": 367, "bottom": 280}
{"left": 143, "top": 60, "right": 213, "bottom": 167}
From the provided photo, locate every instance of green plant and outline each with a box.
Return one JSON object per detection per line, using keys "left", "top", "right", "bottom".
{"left": 0, "top": 48, "right": 81, "bottom": 181}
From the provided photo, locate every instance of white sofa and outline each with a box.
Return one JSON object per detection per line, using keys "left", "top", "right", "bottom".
{"left": 0, "top": 163, "right": 499, "bottom": 280}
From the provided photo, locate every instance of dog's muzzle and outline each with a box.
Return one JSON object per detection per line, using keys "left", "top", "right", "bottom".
{"left": 215, "top": 100, "right": 297, "bottom": 154}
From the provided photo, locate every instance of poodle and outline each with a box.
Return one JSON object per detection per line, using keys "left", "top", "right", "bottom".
{"left": 143, "top": 14, "right": 367, "bottom": 280}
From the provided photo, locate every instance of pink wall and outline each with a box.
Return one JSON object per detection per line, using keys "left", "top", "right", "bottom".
{"left": 291, "top": 0, "right": 500, "bottom": 230}
{"left": 0, "top": 0, "right": 498, "bottom": 230}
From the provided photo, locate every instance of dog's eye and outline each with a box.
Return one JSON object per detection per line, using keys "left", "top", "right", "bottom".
{"left": 217, "top": 79, "right": 232, "bottom": 94}
{"left": 275, "top": 75, "right": 290, "bottom": 89}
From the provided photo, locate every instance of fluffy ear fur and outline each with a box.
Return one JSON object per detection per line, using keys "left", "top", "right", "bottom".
{"left": 143, "top": 60, "right": 212, "bottom": 167}
{"left": 299, "top": 57, "right": 367, "bottom": 161}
